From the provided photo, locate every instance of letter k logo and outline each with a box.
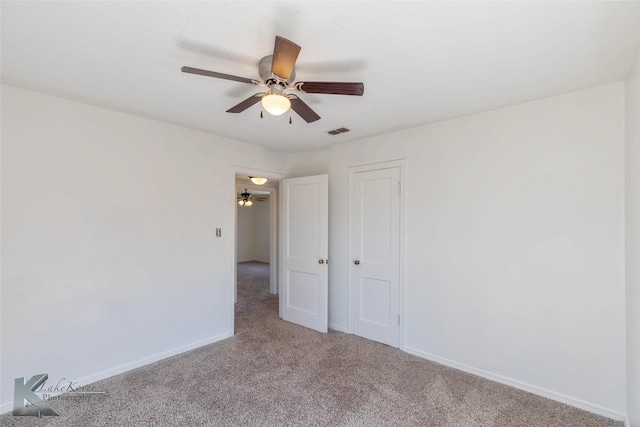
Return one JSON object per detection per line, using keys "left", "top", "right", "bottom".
{"left": 13, "top": 374, "right": 59, "bottom": 416}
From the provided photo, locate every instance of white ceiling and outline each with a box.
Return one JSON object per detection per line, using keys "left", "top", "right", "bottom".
{"left": 2, "top": 1, "right": 639, "bottom": 153}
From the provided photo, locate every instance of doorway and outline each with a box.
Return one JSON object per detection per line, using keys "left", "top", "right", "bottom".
{"left": 234, "top": 175, "right": 279, "bottom": 303}
{"left": 236, "top": 187, "right": 271, "bottom": 264}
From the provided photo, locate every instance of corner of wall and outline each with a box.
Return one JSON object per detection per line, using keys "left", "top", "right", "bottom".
{"left": 625, "top": 38, "right": 640, "bottom": 427}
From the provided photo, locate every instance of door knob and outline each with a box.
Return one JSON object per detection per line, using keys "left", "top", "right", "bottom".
{"left": 318, "top": 259, "right": 325, "bottom": 264}
{"left": 354, "top": 260, "right": 360, "bottom": 265}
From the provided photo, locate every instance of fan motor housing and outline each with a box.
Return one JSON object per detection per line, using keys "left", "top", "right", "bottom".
{"left": 259, "top": 55, "right": 295, "bottom": 83}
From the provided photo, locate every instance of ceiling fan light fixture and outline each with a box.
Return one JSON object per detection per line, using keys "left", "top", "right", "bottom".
{"left": 250, "top": 177, "right": 268, "bottom": 185}
{"left": 238, "top": 189, "right": 256, "bottom": 207}
{"left": 261, "top": 94, "right": 291, "bottom": 116}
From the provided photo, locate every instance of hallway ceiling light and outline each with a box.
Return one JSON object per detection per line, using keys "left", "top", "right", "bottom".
{"left": 250, "top": 177, "right": 268, "bottom": 185}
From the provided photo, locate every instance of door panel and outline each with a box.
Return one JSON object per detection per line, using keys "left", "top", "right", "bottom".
{"left": 362, "top": 177, "right": 392, "bottom": 265}
{"left": 352, "top": 166, "right": 400, "bottom": 347}
{"left": 280, "top": 175, "right": 328, "bottom": 333}
{"left": 360, "top": 277, "right": 392, "bottom": 326}
{"left": 288, "top": 270, "right": 321, "bottom": 315}
{"left": 287, "top": 183, "right": 321, "bottom": 259}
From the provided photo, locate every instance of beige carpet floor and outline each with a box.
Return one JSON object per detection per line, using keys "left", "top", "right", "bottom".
{"left": 0, "top": 261, "right": 623, "bottom": 426}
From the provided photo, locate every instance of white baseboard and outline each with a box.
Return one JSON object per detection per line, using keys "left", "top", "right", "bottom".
{"left": 402, "top": 345, "right": 626, "bottom": 422}
{"left": 0, "top": 331, "right": 233, "bottom": 415}
{"left": 328, "top": 323, "right": 349, "bottom": 333}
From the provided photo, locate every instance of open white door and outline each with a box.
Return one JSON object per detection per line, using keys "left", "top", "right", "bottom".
{"left": 280, "top": 175, "right": 328, "bottom": 333}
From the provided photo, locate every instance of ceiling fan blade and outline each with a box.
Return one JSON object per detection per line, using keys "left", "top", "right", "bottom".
{"left": 181, "top": 66, "right": 255, "bottom": 84}
{"left": 295, "top": 81, "right": 364, "bottom": 96}
{"left": 271, "top": 36, "right": 301, "bottom": 80}
{"left": 290, "top": 96, "right": 320, "bottom": 123}
{"left": 226, "top": 93, "right": 264, "bottom": 113}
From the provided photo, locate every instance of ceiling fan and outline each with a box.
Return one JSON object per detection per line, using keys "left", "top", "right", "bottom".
{"left": 181, "top": 36, "right": 364, "bottom": 123}
{"left": 237, "top": 189, "right": 267, "bottom": 207}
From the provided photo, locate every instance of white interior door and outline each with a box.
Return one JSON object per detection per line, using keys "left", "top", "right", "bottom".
{"left": 280, "top": 175, "right": 328, "bottom": 333}
{"left": 351, "top": 166, "right": 401, "bottom": 347}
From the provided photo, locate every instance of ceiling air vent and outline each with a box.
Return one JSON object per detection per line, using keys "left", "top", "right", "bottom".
{"left": 327, "top": 127, "right": 350, "bottom": 136}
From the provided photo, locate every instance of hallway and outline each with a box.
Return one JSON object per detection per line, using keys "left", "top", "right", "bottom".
{"left": 236, "top": 261, "right": 277, "bottom": 331}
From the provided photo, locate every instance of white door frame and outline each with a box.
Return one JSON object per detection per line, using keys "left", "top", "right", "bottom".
{"left": 232, "top": 167, "right": 285, "bottom": 331}
{"left": 348, "top": 159, "right": 406, "bottom": 348}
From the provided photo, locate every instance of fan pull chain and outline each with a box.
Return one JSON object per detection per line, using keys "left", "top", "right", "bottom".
{"left": 289, "top": 116, "right": 292, "bottom": 124}
{"left": 260, "top": 111, "right": 263, "bottom": 119}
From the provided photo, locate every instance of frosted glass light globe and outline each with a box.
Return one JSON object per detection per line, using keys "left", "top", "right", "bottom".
{"left": 261, "top": 94, "right": 291, "bottom": 116}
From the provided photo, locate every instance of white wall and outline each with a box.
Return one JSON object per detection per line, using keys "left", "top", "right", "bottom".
{"left": 236, "top": 196, "right": 270, "bottom": 263}
{"left": 291, "top": 83, "right": 626, "bottom": 418}
{"left": 0, "top": 84, "right": 291, "bottom": 411}
{"left": 626, "top": 42, "right": 640, "bottom": 427}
